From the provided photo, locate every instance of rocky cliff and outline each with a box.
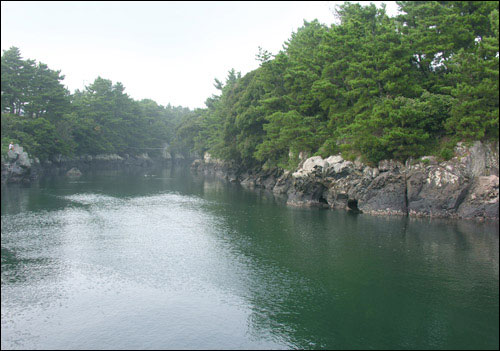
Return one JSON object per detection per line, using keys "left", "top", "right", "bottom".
{"left": 192, "top": 141, "right": 499, "bottom": 221}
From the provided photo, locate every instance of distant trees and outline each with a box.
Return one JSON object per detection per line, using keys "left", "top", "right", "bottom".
{"left": 1, "top": 47, "right": 193, "bottom": 160}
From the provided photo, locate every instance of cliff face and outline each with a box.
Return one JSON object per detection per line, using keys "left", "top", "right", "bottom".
{"left": 192, "top": 141, "right": 499, "bottom": 221}
{"left": 405, "top": 142, "right": 498, "bottom": 219}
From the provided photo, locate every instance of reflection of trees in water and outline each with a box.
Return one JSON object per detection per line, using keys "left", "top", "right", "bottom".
{"left": 1, "top": 183, "right": 34, "bottom": 214}
{"left": 1, "top": 209, "right": 69, "bottom": 287}
{"left": 404, "top": 217, "right": 499, "bottom": 277}
{"left": 202, "top": 178, "right": 227, "bottom": 195}
{"left": 1, "top": 246, "right": 58, "bottom": 285}
{"left": 2, "top": 171, "right": 497, "bottom": 349}
{"left": 202, "top": 201, "right": 499, "bottom": 349}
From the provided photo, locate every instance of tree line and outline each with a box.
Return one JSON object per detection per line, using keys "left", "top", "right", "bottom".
{"left": 2, "top": 1, "right": 499, "bottom": 168}
{"left": 175, "top": 1, "right": 498, "bottom": 168}
{"left": 1, "top": 47, "right": 191, "bottom": 160}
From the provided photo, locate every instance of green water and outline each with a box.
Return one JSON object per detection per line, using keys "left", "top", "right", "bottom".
{"left": 1, "top": 166, "right": 498, "bottom": 350}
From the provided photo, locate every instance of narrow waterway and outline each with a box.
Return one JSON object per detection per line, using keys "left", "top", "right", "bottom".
{"left": 1, "top": 166, "right": 498, "bottom": 350}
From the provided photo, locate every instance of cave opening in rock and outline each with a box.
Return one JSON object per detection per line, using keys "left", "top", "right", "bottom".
{"left": 318, "top": 195, "right": 328, "bottom": 205}
{"left": 347, "top": 199, "right": 360, "bottom": 212}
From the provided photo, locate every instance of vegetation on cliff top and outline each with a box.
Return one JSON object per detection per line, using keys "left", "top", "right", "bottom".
{"left": 2, "top": 1, "right": 498, "bottom": 167}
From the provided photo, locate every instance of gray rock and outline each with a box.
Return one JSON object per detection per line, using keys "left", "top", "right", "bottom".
{"left": 273, "top": 171, "right": 291, "bottom": 195}
{"left": 7, "top": 150, "right": 17, "bottom": 160}
{"left": 358, "top": 172, "right": 407, "bottom": 215}
{"left": 66, "top": 167, "right": 82, "bottom": 178}
{"left": 457, "top": 141, "right": 499, "bottom": 177}
{"left": 378, "top": 159, "right": 403, "bottom": 172}
{"left": 287, "top": 182, "right": 328, "bottom": 207}
{"left": 406, "top": 164, "right": 471, "bottom": 218}
{"left": 17, "top": 152, "right": 31, "bottom": 168}
{"left": 292, "top": 156, "right": 327, "bottom": 178}
{"left": 458, "top": 175, "right": 499, "bottom": 219}
{"left": 325, "top": 155, "right": 343, "bottom": 165}
{"left": 240, "top": 176, "right": 256, "bottom": 188}
{"left": 189, "top": 141, "right": 499, "bottom": 220}
{"left": 2, "top": 144, "right": 35, "bottom": 183}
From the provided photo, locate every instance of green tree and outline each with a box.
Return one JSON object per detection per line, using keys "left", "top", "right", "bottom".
{"left": 444, "top": 9, "right": 499, "bottom": 140}
{"left": 1, "top": 47, "right": 36, "bottom": 115}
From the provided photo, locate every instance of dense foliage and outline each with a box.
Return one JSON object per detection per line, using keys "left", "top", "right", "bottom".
{"left": 2, "top": 1, "right": 498, "bottom": 168}
{"left": 175, "top": 1, "right": 499, "bottom": 167}
{"left": 1, "top": 48, "right": 192, "bottom": 160}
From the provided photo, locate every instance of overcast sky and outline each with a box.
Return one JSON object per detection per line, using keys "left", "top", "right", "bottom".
{"left": 1, "top": 1, "right": 400, "bottom": 109}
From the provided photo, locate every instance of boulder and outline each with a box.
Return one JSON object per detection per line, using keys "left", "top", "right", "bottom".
{"left": 2, "top": 144, "right": 35, "bottom": 183}
{"left": 292, "top": 156, "right": 328, "bottom": 178}
{"left": 66, "top": 167, "right": 82, "bottom": 178}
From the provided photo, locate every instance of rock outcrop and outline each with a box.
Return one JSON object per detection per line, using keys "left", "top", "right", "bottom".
{"left": 2, "top": 147, "right": 189, "bottom": 184}
{"left": 192, "top": 141, "right": 499, "bottom": 221}
{"left": 1, "top": 144, "right": 41, "bottom": 183}
{"left": 191, "top": 153, "right": 239, "bottom": 182}
{"left": 66, "top": 167, "right": 83, "bottom": 178}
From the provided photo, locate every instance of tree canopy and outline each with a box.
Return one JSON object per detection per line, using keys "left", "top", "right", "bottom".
{"left": 175, "top": 1, "right": 498, "bottom": 167}
{"left": 1, "top": 48, "right": 193, "bottom": 160}
{"left": 2, "top": 1, "right": 498, "bottom": 167}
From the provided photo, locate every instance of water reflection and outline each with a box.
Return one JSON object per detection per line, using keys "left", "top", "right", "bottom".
{"left": 195, "top": 175, "right": 499, "bottom": 349}
{"left": 1, "top": 166, "right": 498, "bottom": 350}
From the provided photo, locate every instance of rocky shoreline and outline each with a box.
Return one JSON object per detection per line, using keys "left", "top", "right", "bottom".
{"left": 191, "top": 141, "right": 499, "bottom": 221}
{"left": 1, "top": 144, "right": 186, "bottom": 184}
{"left": 3, "top": 141, "right": 498, "bottom": 221}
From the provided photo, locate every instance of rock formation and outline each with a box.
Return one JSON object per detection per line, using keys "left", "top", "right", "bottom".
{"left": 192, "top": 141, "right": 499, "bottom": 221}
{"left": 1, "top": 144, "right": 41, "bottom": 183}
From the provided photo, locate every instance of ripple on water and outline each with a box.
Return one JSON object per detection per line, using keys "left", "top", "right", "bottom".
{"left": 62, "top": 193, "right": 123, "bottom": 206}
{"left": 2, "top": 183, "right": 498, "bottom": 350}
{"left": 1, "top": 194, "right": 293, "bottom": 349}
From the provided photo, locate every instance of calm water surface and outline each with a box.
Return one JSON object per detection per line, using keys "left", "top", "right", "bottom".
{"left": 1, "top": 166, "right": 498, "bottom": 350}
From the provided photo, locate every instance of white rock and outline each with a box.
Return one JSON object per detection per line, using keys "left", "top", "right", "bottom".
{"left": 204, "top": 152, "right": 212, "bottom": 163}
{"left": 325, "top": 155, "right": 343, "bottom": 166}
{"left": 302, "top": 156, "right": 327, "bottom": 172}
{"left": 292, "top": 156, "right": 328, "bottom": 178}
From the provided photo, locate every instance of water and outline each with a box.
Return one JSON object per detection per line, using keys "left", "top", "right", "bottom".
{"left": 1, "top": 166, "right": 498, "bottom": 350}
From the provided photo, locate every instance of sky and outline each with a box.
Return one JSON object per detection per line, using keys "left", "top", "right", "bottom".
{"left": 1, "top": 1, "right": 400, "bottom": 110}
